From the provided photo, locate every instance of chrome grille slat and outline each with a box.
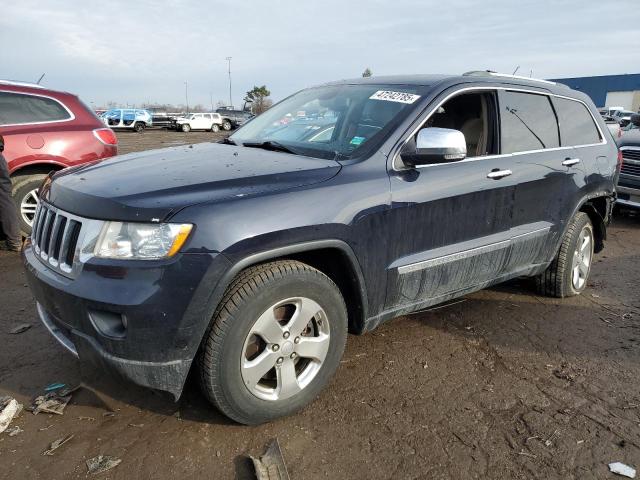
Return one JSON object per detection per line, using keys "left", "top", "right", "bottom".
{"left": 30, "top": 202, "right": 85, "bottom": 278}
{"left": 621, "top": 148, "right": 640, "bottom": 162}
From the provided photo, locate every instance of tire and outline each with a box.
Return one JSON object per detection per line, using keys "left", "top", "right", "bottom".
{"left": 181, "top": 123, "right": 191, "bottom": 133}
{"left": 211, "top": 123, "right": 220, "bottom": 132}
{"left": 134, "top": 122, "right": 145, "bottom": 132}
{"left": 221, "top": 120, "right": 232, "bottom": 131}
{"left": 198, "top": 260, "right": 348, "bottom": 425}
{"left": 536, "top": 212, "right": 594, "bottom": 298}
{"left": 12, "top": 173, "right": 47, "bottom": 235}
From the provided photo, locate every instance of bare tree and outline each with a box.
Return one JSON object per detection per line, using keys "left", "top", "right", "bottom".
{"left": 362, "top": 68, "right": 372, "bottom": 77}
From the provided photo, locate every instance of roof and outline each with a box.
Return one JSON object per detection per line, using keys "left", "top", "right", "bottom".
{"left": 322, "top": 71, "right": 575, "bottom": 96}
{"left": 0, "top": 79, "right": 47, "bottom": 89}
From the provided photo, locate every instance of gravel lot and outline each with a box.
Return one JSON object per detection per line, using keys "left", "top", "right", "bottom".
{"left": 1, "top": 129, "right": 639, "bottom": 479}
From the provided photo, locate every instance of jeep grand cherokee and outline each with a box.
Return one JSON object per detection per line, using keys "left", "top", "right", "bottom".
{"left": 23, "top": 72, "right": 618, "bottom": 425}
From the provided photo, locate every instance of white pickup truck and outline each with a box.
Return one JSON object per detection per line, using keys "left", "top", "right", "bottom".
{"left": 175, "top": 113, "right": 227, "bottom": 132}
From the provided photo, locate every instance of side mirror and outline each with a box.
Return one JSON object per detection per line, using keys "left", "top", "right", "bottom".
{"left": 401, "top": 127, "right": 467, "bottom": 167}
{"left": 631, "top": 113, "right": 640, "bottom": 127}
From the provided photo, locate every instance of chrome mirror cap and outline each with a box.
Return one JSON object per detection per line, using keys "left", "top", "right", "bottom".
{"left": 415, "top": 127, "right": 467, "bottom": 162}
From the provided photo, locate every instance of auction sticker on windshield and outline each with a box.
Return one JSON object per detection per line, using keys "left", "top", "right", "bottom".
{"left": 369, "top": 91, "right": 421, "bottom": 104}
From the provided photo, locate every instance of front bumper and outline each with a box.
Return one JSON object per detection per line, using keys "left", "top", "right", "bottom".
{"left": 616, "top": 185, "right": 640, "bottom": 209}
{"left": 23, "top": 244, "right": 230, "bottom": 399}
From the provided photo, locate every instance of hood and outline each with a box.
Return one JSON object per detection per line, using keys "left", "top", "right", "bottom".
{"left": 44, "top": 142, "right": 341, "bottom": 222}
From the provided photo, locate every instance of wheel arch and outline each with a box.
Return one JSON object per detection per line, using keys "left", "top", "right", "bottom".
{"left": 219, "top": 240, "right": 369, "bottom": 334}
{"left": 578, "top": 195, "right": 612, "bottom": 254}
{"left": 10, "top": 161, "right": 66, "bottom": 178}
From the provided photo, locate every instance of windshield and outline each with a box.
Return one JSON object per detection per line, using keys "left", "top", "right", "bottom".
{"left": 230, "top": 84, "right": 425, "bottom": 159}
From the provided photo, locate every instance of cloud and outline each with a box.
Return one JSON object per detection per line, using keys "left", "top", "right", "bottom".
{"left": 1, "top": 0, "right": 639, "bottom": 107}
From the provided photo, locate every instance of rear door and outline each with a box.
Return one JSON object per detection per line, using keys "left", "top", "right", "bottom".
{"left": 499, "top": 89, "right": 586, "bottom": 273}
{"left": 385, "top": 88, "right": 517, "bottom": 311}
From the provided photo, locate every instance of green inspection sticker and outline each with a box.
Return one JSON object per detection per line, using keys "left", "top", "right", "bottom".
{"left": 350, "top": 136, "right": 366, "bottom": 146}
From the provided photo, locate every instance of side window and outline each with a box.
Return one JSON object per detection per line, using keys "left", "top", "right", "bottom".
{"left": 553, "top": 97, "right": 602, "bottom": 146}
{"left": 0, "top": 91, "right": 71, "bottom": 125}
{"left": 418, "top": 91, "right": 498, "bottom": 159}
{"left": 499, "top": 91, "right": 559, "bottom": 153}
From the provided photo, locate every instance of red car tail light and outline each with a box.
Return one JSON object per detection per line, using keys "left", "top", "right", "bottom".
{"left": 93, "top": 128, "right": 118, "bottom": 145}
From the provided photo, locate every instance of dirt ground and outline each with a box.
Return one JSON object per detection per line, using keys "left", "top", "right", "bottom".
{"left": 1, "top": 129, "right": 640, "bottom": 479}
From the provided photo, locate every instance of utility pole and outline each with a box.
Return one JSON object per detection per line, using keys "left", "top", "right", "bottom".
{"left": 184, "top": 81, "right": 189, "bottom": 113}
{"left": 226, "top": 56, "right": 232, "bottom": 108}
{"left": 210, "top": 92, "right": 214, "bottom": 112}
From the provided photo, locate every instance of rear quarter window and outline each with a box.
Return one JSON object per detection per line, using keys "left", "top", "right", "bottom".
{"left": 499, "top": 91, "right": 559, "bottom": 154}
{"left": 553, "top": 97, "right": 602, "bottom": 146}
{"left": 0, "top": 91, "right": 72, "bottom": 125}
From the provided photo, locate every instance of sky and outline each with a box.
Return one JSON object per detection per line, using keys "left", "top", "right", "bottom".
{"left": 2, "top": 0, "right": 639, "bottom": 109}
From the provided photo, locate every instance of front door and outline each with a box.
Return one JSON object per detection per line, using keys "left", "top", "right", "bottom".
{"left": 385, "top": 89, "right": 516, "bottom": 313}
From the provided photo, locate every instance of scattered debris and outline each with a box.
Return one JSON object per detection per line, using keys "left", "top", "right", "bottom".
{"left": 518, "top": 450, "right": 537, "bottom": 459}
{"left": 102, "top": 412, "right": 116, "bottom": 418}
{"left": 544, "top": 429, "right": 560, "bottom": 447}
{"left": 31, "top": 393, "right": 72, "bottom": 415}
{"left": 423, "top": 361, "right": 428, "bottom": 369}
{"left": 38, "top": 425, "right": 53, "bottom": 431}
{"left": 0, "top": 397, "right": 23, "bottom": 434}
{"left": 45, "top": 383, "right": 66, "bottom": 392}
{"left": 9, "top": 324, "right": 32, "bottom": 334}
{"left": 553, "top": 363, "right": 581, "bottom": 382}
{"left": 609, "top": 462, "right": 636, "bottom": 478}
{"left": 78, "top": 416, "right": 96, "bottom": 422}
{"left": 623, "top": 313, "right": 634, "bottom": 320}
{"left": 128, "top": 423, "right": 144, "bottom": 428}
{"left": 250, "top": 439, "right": 290, "bottom": 480}
{"left": 7, "top": 426, "right": 23, "bottom": 437}
{"left": 43, "top": 434, "right": 74, "bottom": 456}
{"left": 86, "top": 455, "right": 122, "bottom": 475}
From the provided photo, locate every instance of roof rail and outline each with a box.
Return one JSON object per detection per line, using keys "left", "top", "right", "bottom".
{"left": 462, "top": 70, "right": 557, "bottom": 86}
{"left": 0, "top": 79, "right": 47, "bottom": 89}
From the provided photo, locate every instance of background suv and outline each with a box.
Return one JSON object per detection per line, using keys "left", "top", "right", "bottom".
{"left": 102, "top": 108, "right": 152, "bottom": 132}
{"left": 174, "top": 112, "right": 225, "bottom": 132}
{"left": 0, "top": 80, "right": 117, "bottom": 234}
{"left": 215, "top": 108, "right": 254, "bottom": 129}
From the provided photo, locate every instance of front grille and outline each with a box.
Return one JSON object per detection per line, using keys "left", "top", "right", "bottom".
{"left": 31, "top": 202, "right": 83, "bottom": 276}
{"left": 621, "top": 148, "right": 640, "bottom": 178}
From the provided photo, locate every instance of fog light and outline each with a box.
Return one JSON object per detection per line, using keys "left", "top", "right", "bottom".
{"left": 88, "top": 310, "right": 127, "bottom": 339}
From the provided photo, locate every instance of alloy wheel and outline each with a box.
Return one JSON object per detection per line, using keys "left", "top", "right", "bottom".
{"left": 20, "top": 189, "right": 39, "bottom": 227}
{"left": 241, "top": 297, "right": 330, "bottom": 401}
{"left": 571, "top": 225, "right": 593, "bottom": 290}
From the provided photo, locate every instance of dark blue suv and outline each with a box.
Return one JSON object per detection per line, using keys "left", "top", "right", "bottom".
{"left": 23, "top": 72, "right": 619, "bottom": 424}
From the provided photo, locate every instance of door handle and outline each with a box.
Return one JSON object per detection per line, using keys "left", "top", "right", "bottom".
{"left": 487, "top": 169, "right": 512, "bottom": 179}
{"left": 562, "top": 158, "right": 581, "bottom": 167}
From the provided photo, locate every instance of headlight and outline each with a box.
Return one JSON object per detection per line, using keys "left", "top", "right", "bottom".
{"left": 94, "top": 222, "right": 193, "bottom": 259}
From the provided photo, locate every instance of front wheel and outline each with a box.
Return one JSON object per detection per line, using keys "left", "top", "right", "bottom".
{"left": 536, "top": 212, "right": 594, "bottom": 297}
{"left": 134, "top": 122, "right": 145, "bottom": 132}
{"left": 181, "top": 123, "right": 191, "bottom": 132}
{"left": 198, "top": 260, "right": 347, "bottom": 425}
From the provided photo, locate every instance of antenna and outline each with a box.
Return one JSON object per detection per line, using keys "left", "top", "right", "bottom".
{"left": 512, "top": 66, "right": 520, "bottom": 75}
{"left": 36, "top": 73, "right": 45, "bottom": 84}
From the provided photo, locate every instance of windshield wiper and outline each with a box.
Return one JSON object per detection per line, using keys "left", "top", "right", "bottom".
{"left": 242, "top": 140, "right": 298, "bottom": 155}
{"left": 219, "top": 137, "right": 237, "bottom": 145}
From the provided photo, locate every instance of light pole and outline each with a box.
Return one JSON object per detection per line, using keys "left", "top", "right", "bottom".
{"left": 184, "top": 81, "right": 189, "bottom": 114}
{"left": 226, "top": 56, "right": 232, "bottom": 108}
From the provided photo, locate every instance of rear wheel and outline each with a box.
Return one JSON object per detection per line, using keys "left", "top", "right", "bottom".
{"left": 198, "top": 260, "right": 347, "bottom": 425}
{"left": 221, "top": 120, "right": 232, "bottom": 131}
{"left": 536, "top": 212, "right": 594, "bottom": 297}
{"left": 181, "top": 123, "right": 191, "bottom": 133}
{"left": 12, "top": 173, "right": 47, "bottom": 235}
{"left": 134, "top": 122, "right": 145, "bottom": 132}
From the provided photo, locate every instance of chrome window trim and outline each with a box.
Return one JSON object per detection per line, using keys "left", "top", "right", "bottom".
{"left": 392, "top": 86, "right": 608, "bottom": 171}
{"left": 0, "top": 89, "right": 76, "bottom": 127}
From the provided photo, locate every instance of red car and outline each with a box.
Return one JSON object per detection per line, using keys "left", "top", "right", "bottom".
{"left": 0, "top": 80, "right": 118, "bottom": 234}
